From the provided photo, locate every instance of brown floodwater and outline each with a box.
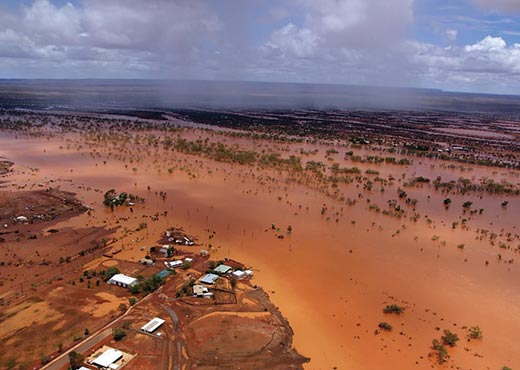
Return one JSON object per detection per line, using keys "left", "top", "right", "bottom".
{"left": 1, "top": 130, "right": 519, "bottom": 370}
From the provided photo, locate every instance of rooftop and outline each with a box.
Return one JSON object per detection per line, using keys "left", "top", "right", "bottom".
{"left": 108, "top": 273, "right": 137, "bottom": 286}
{"left": 92, "top": 348, "right": 123, "bottom": 368}
{"left": 141, "top": 317, "right": 165, "bottom": 333}
{"left": 214, "top": 264, "right": 232, "bottom": 274}
{"left": 200, "top": 273, "right": 219, "bottom": 285}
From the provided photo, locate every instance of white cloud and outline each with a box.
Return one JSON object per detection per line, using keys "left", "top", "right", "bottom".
{"left": 409, "top": 36, "right": 520, "bottom": 92}
{"left": 263, "top": 23, "right": 319, "bottom": 58}
{"left": 0, "top": 0, "right": 222, "bottom": 74}
{"left": 465, "top": 36, "right": 506, "bottom": 51}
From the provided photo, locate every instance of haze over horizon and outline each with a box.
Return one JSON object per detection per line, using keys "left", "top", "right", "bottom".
{"left": 1, "top": 0, "right": 520, "bottom": 95}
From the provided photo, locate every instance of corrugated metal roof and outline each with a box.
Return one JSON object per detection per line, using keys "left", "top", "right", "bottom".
{"left": 93, "top": 348, "right": 123, "bottom": 368}
{"left": 141, "top": 317, "right": 165, "bottom": 333}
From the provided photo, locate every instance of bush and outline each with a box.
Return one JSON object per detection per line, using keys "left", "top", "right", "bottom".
{"left": 383, "top": 304, "right": 405, "bottom": 315}
{"left": 431, "top": 339, "right": 449, "bottom": 364}
{"left": 113, "top": 328, "right": 126, "bottom": 341}
{"left": 442, "top": 330, "right": 459, "bottom": 347}
{"left": 468, "top": 326, "right": 482, "bottom": 340}
{"left": 378, "top": 322, "right": 392, "bottom": 331}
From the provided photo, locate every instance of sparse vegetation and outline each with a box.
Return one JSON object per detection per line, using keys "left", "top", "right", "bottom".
{"left": 383, "top": 304, "right": 405, "bottom": 315}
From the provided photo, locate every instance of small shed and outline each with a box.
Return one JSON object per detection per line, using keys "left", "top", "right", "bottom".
{"left": 232, "top": 270, "right": 246, "bottom": 279}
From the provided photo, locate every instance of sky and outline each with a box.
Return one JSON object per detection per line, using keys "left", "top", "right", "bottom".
{"left": 1, "top": 0, "right": 520, "bottom": 94}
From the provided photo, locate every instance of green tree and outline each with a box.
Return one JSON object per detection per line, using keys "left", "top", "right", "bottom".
{"left": 68, "top": 351, "right": 84, "bottom": 369}
{"left": 105, "top": 266, "right": 120, "bottom": 280}
{"left": 113, "top": 328, "right": 126, "bottom": 341}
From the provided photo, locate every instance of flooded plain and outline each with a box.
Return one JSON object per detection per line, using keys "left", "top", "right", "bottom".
{"left": 1, "top": 118, "right": 519, "bottom": 370}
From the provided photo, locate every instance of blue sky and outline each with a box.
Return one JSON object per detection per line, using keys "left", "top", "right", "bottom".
{"left": 1, "top": 0, "right": 520, "bottom": 94}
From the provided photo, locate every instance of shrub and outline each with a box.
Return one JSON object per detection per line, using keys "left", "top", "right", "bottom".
{"left": 431, "top": 339, "right": 449, "bottom": 364}
{"left": 378, "top": 322, "right": 392, "bottom": 331}
{"left": 113, "top": 328, "right": 126, "bottom": 341}
{"left": 442, "top": 330, "right": 459, "bottom": 347}
{"left": 468, "top": 326, "right": 482, "bottom": 340}
{"left": 383, "top": 304, "right": 405, "bottom": 315}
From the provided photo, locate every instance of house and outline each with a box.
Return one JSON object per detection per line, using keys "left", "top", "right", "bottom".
{"left": 184, "top": 257, "right": 193, "bottom": 263}
{"left": 192, "top": 284, "right": 208, "bottom": 296}
{"left": 139, "top": 258, "right": 154, "bottom": 266}
{"left": 200, "top": 249, "right": 209, "bottom": 256}
{"left": 244, "top": 270, "right": 253, "bottom": 277}
{"left": 108, "top": 274, "right": 138, "bottom": 288}
{"left": 200, "top": 273, "right": 219, "bottom": 285}
{"left": 232, "top": 270, "right": 246, "bottom": 279}
{"left": 16, "top": 216, "right": 28, "bottom": 222}
{"left": 92, "top": 348, "right": 123, "bottom": 369}
{"left": 141, "top": 317, "right": 165, "bottom": 333}
{"left": 213, "top": 264, "right": 232, "bottom": 274}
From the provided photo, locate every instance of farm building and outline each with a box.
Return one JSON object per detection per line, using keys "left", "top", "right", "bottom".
{"left": 92, "top": 348, "right": 123, "bottom": 369}
{"left": 213, "top": 264, "right": 232, "bottom": 274}
{"left": 200, "top": 273, "right": 219, "bottom": 285}
{"left": 232, "top": 270, "right": 246, "bottom": 279}
{"left": 108, "top": 274, "right": 137, "bottom": 288}
{"left": 141, "top": 317, "right": 165, "bottom": 333}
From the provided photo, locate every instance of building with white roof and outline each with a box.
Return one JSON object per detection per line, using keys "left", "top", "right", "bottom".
{"left": 213, "top": 264, "right": 232, "bottom": 274}
{"left": 92, "top": 348, "right": 123, "bottom": 369}
{"left": 232, "top": 270, "right": 246, "bottom": 279}
{"left": 200, "top": 273, "right": 219, "bottom": 285}
{"left": 141, "top": 317, "right": 165, "bottom": 333}
{"left": 108, "top": 274, "right": 138, "bottom": 288}
{"left": 166, "top": 260, "right": 183, "bottom": 269}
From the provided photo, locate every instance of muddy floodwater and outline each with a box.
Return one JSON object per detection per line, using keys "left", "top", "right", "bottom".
{"left": 1, "top": 122, "right": 519, "bottom": 370}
